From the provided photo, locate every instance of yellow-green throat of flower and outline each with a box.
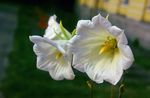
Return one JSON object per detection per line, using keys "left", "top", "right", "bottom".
{"left": 99, "top": 36, "right": 118, "bottom": 55}
{"left": 55, "top": 51, "right": 62, "bottom": 59}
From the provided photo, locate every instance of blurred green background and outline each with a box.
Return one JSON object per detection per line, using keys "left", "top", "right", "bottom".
{"left": 0, "top": 0, "right": 150, "bottom": 98}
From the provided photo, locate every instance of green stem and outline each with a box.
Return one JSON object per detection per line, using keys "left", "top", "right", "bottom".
{"left": 118, "top": 75, "right": 125, "bottom": 98}
{"left": 90, "top": 83, "right": 93, "bottom": 98}
{"left": 118, "top": 84, "right": 125, "bottom": 98}
{"left": 87, "top": 81, "right": 94, "bottom": 98}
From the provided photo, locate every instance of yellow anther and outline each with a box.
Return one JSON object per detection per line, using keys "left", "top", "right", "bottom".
{"left": 55, "top": 52, "right": 62, "bottom": 59}
{"left": 99, "top": 45, "right": 110, "bottom": 55}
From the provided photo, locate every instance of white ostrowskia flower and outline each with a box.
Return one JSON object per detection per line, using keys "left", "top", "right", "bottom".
{"left": 69, "top": 14, "right": 134, "bottom": 85}
{"left": 29, "top": 15, "right": 74, "bottom": 80}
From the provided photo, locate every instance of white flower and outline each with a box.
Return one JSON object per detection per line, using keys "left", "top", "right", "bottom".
{"left": 29, "top": 15, "right": 74, "bottom": 80}
{"left": 69, "top": 14, "right": 134, "bottom": 85}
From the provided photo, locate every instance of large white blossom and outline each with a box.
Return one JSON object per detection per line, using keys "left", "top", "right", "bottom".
{"left": 29, "top": 15, "right": 74, "bottom": 80}
{"left": 69, "top": 14, "right": 134, "bottom": 85}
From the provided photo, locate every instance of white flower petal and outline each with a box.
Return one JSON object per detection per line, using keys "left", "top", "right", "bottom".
{"left": 77, "top": 20, "right": 93, "bottom": 31}
{"left": 84, "top": 50, "right": 124, "bottom": 85}
{"left": 69, "top": 35, "right": 102, "bottom": 71}
{"left": 109, "top": 26, "right": 128, "bottom": 44}
{"left": 108, "top": 26, "right": 122, "bottom": 36}
{"left": 77, "top": 14, "right": 112, "bottom": 34}
{"left": 117, "top": 31, "right": 128, "bottom": 45}
{"left": 84, "top": 63, "right": 104, "bottom": 83}
{"left": 48, "top": 15, "right": 57, "bottom": 25}
{"left": 43, "top": 37, "right": 67, "bottom": 54}
{"left": 77, "top": 14, "right": 113, "bottom": 43}
{"left": 92, "top": 14, "right": 111, "bottom": 29}
{"left": 30, "top": 36, "right": 67, "bottom": 54}
{"left": 29, "top": 35, "right": 43, "bottom": 44}
{"left": 35, "top": 52, "right": 55, "bottom": 71}
{"left": 118, "top": 44, "right": 134, "bottom": 70}
{"left": 44, "top": 15, "right": 61, "bottom": 39}
{"left": 29, "top": 36, "right": 57, "bottom": 71}
{"left": 49, "top": 62, "right": 75, "bottom": 80}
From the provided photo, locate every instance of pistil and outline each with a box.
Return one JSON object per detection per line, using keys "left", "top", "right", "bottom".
{"left": 99, "top": 36, "right": 117, "bottom": 55}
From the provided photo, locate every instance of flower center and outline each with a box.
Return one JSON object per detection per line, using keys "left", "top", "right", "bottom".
{"left": 99, "top": 36, "right": 117, "bottom": 55}
{"left": 55, "top": 51, "right": 62, "bottom": 59}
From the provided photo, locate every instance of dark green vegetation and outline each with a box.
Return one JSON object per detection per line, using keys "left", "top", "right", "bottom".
{"left": 1, "top": 5, "right": 150, "bottom": 98}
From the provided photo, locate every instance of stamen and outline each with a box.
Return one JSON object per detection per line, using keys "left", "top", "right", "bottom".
{"left": 99, "top": 45, "right": 110, "bottom": 54}
{"left": 99, "top": 36, "right": 117, "bottom": 55}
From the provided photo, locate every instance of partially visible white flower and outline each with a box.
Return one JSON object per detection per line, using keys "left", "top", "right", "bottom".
{"left": 69, "top": 14, "right": 134, "bottom": 85}
{"left": 44, "top": 15, "right": 59, "bottom": 39}
{"left": 44, "top": 15, "right": 71, "bottom": 40}
{"left": 29, "top": 15, "right": 74, "bottom": 80}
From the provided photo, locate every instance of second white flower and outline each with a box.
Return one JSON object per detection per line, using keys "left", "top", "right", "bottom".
{"left": 69, "top": 14, "right": 134, "bottom": 85}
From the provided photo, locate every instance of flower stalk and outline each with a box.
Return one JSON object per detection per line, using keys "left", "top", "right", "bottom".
{"left": 118, "top": 84, "right": 125, "bottom": 98}
{"left": 110, "top": 85, "right": 114, "bottom": 98}
{"left": 87, "top": 81, "right": 94, "bottom": 98}
{"left": 118, "top": 75, "right": 125, "bottom": 98}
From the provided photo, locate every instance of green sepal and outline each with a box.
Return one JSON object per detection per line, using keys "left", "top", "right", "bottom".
{"left": 71, "top": 29, "right": 77, "bottom": 37}
{"left": 60, "top": 21, "right": 71, "bottom": 40}
{"left": 53, "top": 30, "right": 64, "bottom": 39}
